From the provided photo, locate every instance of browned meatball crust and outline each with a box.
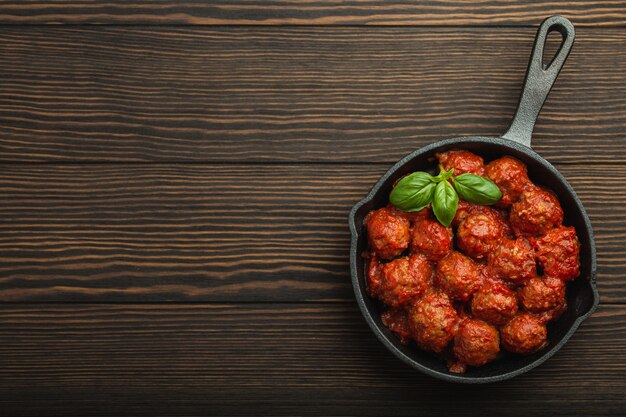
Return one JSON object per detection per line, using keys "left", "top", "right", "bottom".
{"left": 518, "top": 276, "right": 566, "bottom": 315}
{"left": 488, "top": 237, "right": 536, "bottom": 285}
{"left": 457, "top": 213, "right": 506, "bottom": 260}
{"left": 365, "top": 207, "right": 410, "bottom": 259}
{"left": 410, "top": 214, "right": 453, "bottom": 261}
{"left": 408, "top": 290, "right": 459, "bottom": 353}
{"left": 510, "top": 187, "right": 563, "bottom": 237}
{"left": 453, "top": 319, "right": 500, "bottom": 367}
{"left": 501, "top": 313, "right": 548, "bottom": 354}
{"left": 471, "top": 280, "right": 519, "bottom": 326}
{"left": 485, "top": 156, "right": 531, "bottom": 207}
{"left": 535, "top": 226, "right": 580, "bottom": 281}
{"left": 435, "top": 251, "right": 482, "bottom": 301}
{"left": 378, "top": 253, "right": 433, "bottom": 308}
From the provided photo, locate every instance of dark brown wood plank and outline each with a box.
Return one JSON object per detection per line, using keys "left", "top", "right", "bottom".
{"left": 0, "top": 164, "right": 621, "bottom": 303}
{"left": 0, "top": 303, "right": 624, "bottom": 416}
{"left": 0, "top": 27, "right": 625, "bottom": 163}
{"left": 0, "top": 1, "right": 625, "bottom": 26}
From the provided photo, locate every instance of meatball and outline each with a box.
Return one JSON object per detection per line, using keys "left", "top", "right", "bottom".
{"left": 408, "top": 290, "right": 459, "bottom": 353}
{"left": 500, "top": 313, "right": 548, "bottom": 354}
{"left": 518, "top": 277, "right": 566, "bottom": 314}
{"left": 470, "top": 280, "right": 519, "bottom": 326}
{"left": 378, "top": 253, "right": 433, "bottom": 307}
{"left": 510, "top": 187, "right": 563, "bottom": 237}
{"left": 365, "top": 207, "right": 410, "bottom": 259}
{"left": 453, "top": 202, "right": 513, "bottom": 237}
{"left": 453, "top": 319, "right": 500, "bottom": 367}
{"left": 381, "top": 307, "right": 412, "bottom": 345}
{"left": 435, "top": 251, "right": 482, "bottom": 301}
{"left": 410, "top": 215, "right": 453, "bottom": 261}
{"left": 488, "top": 237, "right": 536, "bottom": 285}
{"left": 366, "top": 253, "right": 384, "bottom": 298}
{"left": 485, "top": 156, "right": 531, "bottom": 207}
{"left": 535, "top": 226, "right": 580, "bottom": 281}
{"left": 457, "top": 212, "right": 506, "bottom": 260}
{"left": 436, "top": 150, "right": 485, "bottom": 176}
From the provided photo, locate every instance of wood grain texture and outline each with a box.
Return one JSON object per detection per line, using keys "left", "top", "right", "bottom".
{"left": 0, "top": 2, "right": 624, "bottom": 415}
{"left": 0, "top": 303, "right": 624, "bottom": 416}
{"left": 1, "top": 27, "right": 626, "bottom": 163}
{"left": 0, "top": 164, "right": 621, "bottom": 303}
{"left": 0, "top": 1, "right": 625, "bottom": 26}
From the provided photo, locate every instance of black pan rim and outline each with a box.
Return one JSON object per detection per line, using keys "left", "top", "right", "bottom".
{"left": 348, "top": 135, "right": 600, "bottom": 384}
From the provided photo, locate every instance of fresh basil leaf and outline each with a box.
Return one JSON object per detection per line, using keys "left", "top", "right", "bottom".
{"left": 390, "top": 172, "right": 437, "bottom": 212}
{"left": 453, "top": 173, "right": 502, "bottom": 205}
{"left": 432, "top": 180, "right": 458, "bottom": 227}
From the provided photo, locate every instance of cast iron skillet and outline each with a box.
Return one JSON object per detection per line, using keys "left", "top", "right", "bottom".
{"left": 348, "top": 16, "right": 599, "bottom": 383}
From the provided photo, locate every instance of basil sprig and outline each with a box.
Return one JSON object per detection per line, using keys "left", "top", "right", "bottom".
{"left": 390, "top": 165, "right": 502, "bottom": 227}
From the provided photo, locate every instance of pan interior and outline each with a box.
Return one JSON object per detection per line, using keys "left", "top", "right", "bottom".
{"left": 351, "top": 136, "right": 597, "bottom": 382}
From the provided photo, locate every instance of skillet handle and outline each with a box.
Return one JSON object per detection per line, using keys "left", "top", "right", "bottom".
{"left": 502, "top": 16, "right": 575, "bottom": 148}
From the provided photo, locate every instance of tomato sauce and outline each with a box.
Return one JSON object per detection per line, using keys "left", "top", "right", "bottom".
{"left": 363, "top": 150, "right": 581, "bottom": 373}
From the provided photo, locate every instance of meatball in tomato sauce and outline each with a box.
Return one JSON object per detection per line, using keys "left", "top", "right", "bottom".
{"left": 410, "top": 214, "right": 453, "bottom": 261}
{"left": 470, "top": 280, "right": 518, "bottom": 326}
{"left": 378, "top": 253, "right": 433, "bottom": 308}
{"left": 518, "top": 276, "right": 566, "bottom": 316}
{"left": 453, "top": 319, "right": 500, "bottom": 368}
{"left": 485, "top": 156, "right": 531, "bottom": 207}
{"left": 488, "top": 237, "right": 536, "bottom": 285}
{"left": 365, "top": 207, "right": 410, "bottom": 259}
{"left": 408, "top": 290, "right": 459, "bottom": 353}
{"left": 501, "top": 313, "right": 548, "bottom": 354}
{"left": 510, "top": 186, "right": 563, "bottom": 237}
{"left": 362, "top": 149, "right": 582, "bottom": 373}
{"left": 457, "top": 212, "right": 506, "bottom": 260}
{"left": 453, "top": 202, "right": 513, "bottom": 238}
{"left": 435, "top": 251, "right": 482, "bottom": 302}
{"left": 436, "top": 150, "right": 485, "bottom": 176}
{"left": 535, "top": 226, "right": 580, "bottom": 281}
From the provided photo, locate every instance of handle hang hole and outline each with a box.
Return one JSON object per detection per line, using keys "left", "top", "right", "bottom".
{"left": 542, "top": 29, "right": 565, "bottom": 70}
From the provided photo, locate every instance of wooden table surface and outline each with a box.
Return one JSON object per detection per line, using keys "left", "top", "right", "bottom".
{"left": 1, "top": 2, "right": 625, "bottom": 416}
